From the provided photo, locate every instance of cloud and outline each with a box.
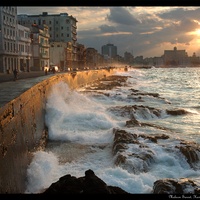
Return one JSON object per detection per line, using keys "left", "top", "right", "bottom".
{"left": 158, "top": 7, "right": 200, "bottom": 21}
{"left": 106, "top": 7, "right": 140, "bottom": 26}
{"left": 173, "top": 18, "right": 200, "bottom": 32}
{"left": 17, "top": 6, "right": 200, "bottom": 58}
{"left": 99, "top": 24, "right": 118, "bottom": 33}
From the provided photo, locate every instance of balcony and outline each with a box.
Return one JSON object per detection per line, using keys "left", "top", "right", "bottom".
{"left": 40, "top": 43, "right": 50, "bottom": 48}
{"left": 18, "top": 36, "right": 31, "bottom": 43}
{"left": 40, "top": 52, "right": 49, "bottom": 58}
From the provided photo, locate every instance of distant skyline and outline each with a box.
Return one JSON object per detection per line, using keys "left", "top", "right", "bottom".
{"left": 17, "top": 6, "right": 200, "bottom": 58}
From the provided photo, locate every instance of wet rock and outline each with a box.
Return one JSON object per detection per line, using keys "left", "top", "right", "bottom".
{"left": 108, "top": 105, "right": 162, "bottom": 119}
{"left": 166, "top": 108, "right": 189, "bottom": 115}
{"left": 112, "top": 128, "right": 155, "bottom": 174}
{"left": 139, "top": 133, "right": 170, "bottom": 143}
{"left": 175, "top": 141, "right": 200, "bottom": 169}
{"left": 85, "top": 75, "right": 129, "bottom": 90}
{"left": 43, "top": 169, "right": 129, "bottom": 194}
{"left": 153, "top": 178, "right": 200, "bottom": 194}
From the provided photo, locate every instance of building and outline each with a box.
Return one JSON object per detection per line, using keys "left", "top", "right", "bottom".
{"left": 124, "top": 51, "right": 134, "bottom": 64}
{"left": 189, "top": 52, "right": 200, "bottom": 66}
{"left": 30, "top": 24, "right": 50, "bottom": 71}
{"left": 17, "top": 24, "right": 32, "bottom": 72}
{"left": 76, "top": 43, "right": 86, "bottom": 70}
{"left": 101, "top": 43, "right": 117, "bottom": 59}
{"left": 0, "top": 6, "right": 18, "bottom": 73}
{"left": 86, "top": 47, "right": 98, "bottom": 69}
{"left": 49, "top": 41, "right": 68, "bottom": 71}
{"left": 163, "top": 46, "right": 189, "bottom": 66}
{"left": 17, "top": 12, "right": 78, "bottom": 67}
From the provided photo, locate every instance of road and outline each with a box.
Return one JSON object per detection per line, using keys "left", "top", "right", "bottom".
{"left": 0, "top": 71, "right": 53, "bottom": 83}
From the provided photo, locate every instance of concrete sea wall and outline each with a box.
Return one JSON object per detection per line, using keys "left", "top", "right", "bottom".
{"left": 0, "top": 68, "right": 125, "bottom": 193}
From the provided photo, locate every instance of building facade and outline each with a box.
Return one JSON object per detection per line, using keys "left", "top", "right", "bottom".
{"left": 163, "top": 47, "right": 189, "bottom": 66}
{"left": 17, "top": 24, "right": 32, "bottom": 72}
{"left": 49, "top": 41, "right": 68, "bottom": 71}
{"left": 17, "top": 12, "right": 78, "bottom": 68}
{"left": 30, "top": 24, "right": 50, "bottom": 71}
{"left": 101, "top": 43, "right": 117, "bottom": 59}
{"left": 86, "top": 47, "right": 98, "bottom": 69}
{"left": 0, "top": 6, "right": 18, "bottom": 73}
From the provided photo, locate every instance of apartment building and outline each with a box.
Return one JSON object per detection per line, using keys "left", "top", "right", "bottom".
{"left": 49, "top": 41, "right": 68, "bottom": 71}
{"left": 17, "top": 12, "right": 78, "bottom": 68}
{"left": 30, "top": 24, "right": 50, "bottom": 71}
{"left": 0, "top": 6, "right": 18, "bottom": 73}
{"left": 17, "top": 24, "right": 32, "bottom": 72}
{"left": 101, "top": 43, "right": 117, "bottom": 59}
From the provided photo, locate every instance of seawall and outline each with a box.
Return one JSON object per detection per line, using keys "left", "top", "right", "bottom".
{"left": 0, "top": 68, "right": 125, "bottom": 193}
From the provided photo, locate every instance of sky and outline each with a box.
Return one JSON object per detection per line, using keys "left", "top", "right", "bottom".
{"left": 17, "top": 6, "right": 200, "bottom": 58}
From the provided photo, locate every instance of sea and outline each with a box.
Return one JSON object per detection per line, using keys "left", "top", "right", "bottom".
{"left": 24, "top": 67, "right": 200, "bottom": 194}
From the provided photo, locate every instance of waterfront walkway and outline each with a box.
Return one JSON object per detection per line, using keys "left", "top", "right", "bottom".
{"left": 0, "top": 71, "right": 58, "bottom": 108}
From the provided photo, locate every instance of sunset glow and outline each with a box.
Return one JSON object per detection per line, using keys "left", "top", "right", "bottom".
{"left": 195, "top": 29, "right": 200, "bottom": 36}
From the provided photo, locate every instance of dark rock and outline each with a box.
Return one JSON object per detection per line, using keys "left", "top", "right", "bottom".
{"left": 43, "top": 169, "right": 129, "bottom": 194}
{"left": 166, "top": 108, "right": 189, "bottom": 115}
{"left": 112, "top": 128, "right": 155, "bottom": 174}
{"left": 153, "top": 178, "right": 200, "bottom": 194}
{"left": 175, "top": 141, "right": 200, "bottom": 169}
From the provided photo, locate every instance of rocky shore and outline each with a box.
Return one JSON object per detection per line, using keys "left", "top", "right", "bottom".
{"left": 42, "top": 74, "right": 200, "bottom": 194}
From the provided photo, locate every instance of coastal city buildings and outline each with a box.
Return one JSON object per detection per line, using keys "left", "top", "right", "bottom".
{"left": 163, "top": 46, "right": 189, "bottom": 66}
{"left": 0, "top": 7, "right": 19, "bottom": 73}
{"left": 17, "top": 12, "right": 78, "bottom": 69}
